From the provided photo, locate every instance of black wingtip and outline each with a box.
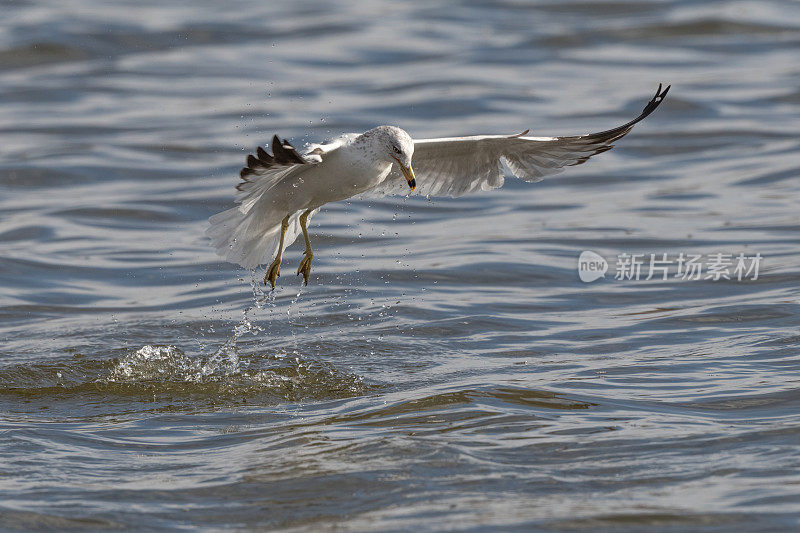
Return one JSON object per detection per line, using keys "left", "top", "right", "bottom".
{"left": 256, "top": 146, "right": 273, "bottom": 164}
{"left": 271, "top": 135, "right": 283, "bottom": 159}
{"left": 236, "top": 134, "right": 308, "bottom": 188}
{"left": 582, "top": 83, "right": 670, "bottom": 142}
{"left": 639, "top": 82, "right": 670, "bottom": 118}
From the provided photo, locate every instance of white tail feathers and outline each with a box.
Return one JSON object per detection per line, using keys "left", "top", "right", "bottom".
{"left": 207, "top": 202, "right": 318, "bottom": 270}
{"left": 207, "top": 145, "right": 321, "bottom": 270}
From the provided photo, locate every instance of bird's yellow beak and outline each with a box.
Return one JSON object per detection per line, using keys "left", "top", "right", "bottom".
{"left": 393, "top": 156, "right": 416, "bottom": 191}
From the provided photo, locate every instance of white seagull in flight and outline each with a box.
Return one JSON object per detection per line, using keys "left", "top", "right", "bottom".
{"left": 208, "top": 84, "right": 670, "bottom": 288}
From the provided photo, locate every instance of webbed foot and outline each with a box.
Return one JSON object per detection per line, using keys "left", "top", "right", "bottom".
{"left": 296, "top": 250, "right": 313, "bottom": 286}
{"left": 265, "top": 256, "right": 281, "bottom": 289}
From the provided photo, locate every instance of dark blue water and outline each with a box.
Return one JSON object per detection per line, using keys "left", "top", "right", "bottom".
{"left": 2, "top": 0, "right": 800, "bottom": 530}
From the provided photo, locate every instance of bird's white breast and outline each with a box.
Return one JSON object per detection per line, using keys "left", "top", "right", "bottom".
{"left": 300, "top": 144, "right": 392, "bottom": 207}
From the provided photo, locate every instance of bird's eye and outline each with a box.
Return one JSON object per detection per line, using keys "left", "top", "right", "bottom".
{"left": 392, "top": 145, "right": 402, "bottom": 155}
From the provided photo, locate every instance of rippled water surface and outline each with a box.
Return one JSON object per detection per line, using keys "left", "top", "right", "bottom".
{"left": 2, "top": 0, "right": 800, "bottom": 530}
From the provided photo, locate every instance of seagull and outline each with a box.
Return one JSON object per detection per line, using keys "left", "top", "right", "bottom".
{"left": 208, "top": 84, "right": 670, "bottom": 288}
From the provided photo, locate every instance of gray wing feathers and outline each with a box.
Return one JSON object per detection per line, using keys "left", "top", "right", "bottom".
{"left": 377, "top": 84, "right": 669, "bottom": 198}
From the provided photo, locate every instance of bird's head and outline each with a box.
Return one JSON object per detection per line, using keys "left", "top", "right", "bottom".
{"left": 365, "top": 125, "right": 416, "bottom": 191}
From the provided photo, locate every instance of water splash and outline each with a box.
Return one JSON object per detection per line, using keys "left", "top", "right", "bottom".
{"left": 201, "top": 304, "right": 263, "bottom": 377}
{"left": 107, "top": 302, "right": 264, "bottom": 385}
{"left": 104, "top": 271, "right": 311, "bottom": 387}
{"left": 249, "top": 268, "right": 276, "bottom": 309}
{"left": 106, "top": 344, "right": 205, "bottom": 383}
{"left": 92, "top": 268, "right": 370, "bottom": 404}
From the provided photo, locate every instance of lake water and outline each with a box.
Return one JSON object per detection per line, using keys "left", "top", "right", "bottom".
{"left": 2, "top": 0, "right": 800, "bottom": 530}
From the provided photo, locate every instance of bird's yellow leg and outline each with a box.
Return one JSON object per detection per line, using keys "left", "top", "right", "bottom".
{"left": 265, "top": 214, "right": 291, "bottom": 289}
{"left": 296, "top": 209, "right": 314, "bottom": 286}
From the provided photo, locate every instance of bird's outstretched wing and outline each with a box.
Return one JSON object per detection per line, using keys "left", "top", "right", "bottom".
{"left": 208, "top": 135, "right": 314, "bottom": 268}
{"left": 238, "top": 134, "right": 307, "bottom": 183}
{"left": 372, "top": 84, "right": 670, "bottom": 198}
{"left": 234, "top": 135, "right": 309, "bottom": 208}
